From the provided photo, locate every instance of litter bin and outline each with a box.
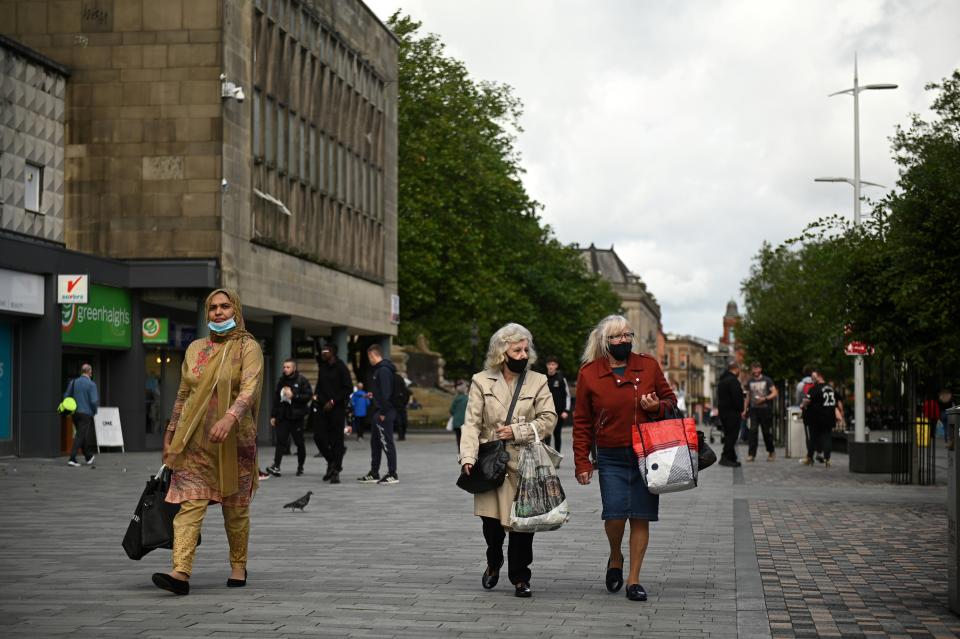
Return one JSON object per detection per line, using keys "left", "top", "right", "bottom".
{"left": 946, "top": 407, "right": 960, "bottom": 614}
{"left": 785, "top": 407, "right": 805, "bottom": 458}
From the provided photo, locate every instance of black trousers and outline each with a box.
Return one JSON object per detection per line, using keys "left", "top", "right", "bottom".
{"left": 273, "top": 418, "right": 306, "bottom": 469}
{"left": 396, "top": 409, "right": 408, "bottom": 440}
{"left": 719, "top": 410, "right": 741, "bottom": 461}
{"left": 69, "top": 412, "right": 97, "bottom": 461}
{"left": 545, "top": 416, "right": 564, "bottom": 452}
{"left": 748, "top": 410, "right": 775, "bottom": 456}
{"left": 481, "top": 516, "right": 534, "bottom": 585}
{"left": 317, "top": 407, "right": 347, "bottom": 470}
{"left": 807, "top": 421, "right": 833, "bottom": 460}
{"left": 370, "top": 412, "right": 397, "bottom": 475}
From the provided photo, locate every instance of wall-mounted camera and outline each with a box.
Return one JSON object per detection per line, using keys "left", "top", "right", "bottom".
{"left": 220, "top": 74, "right": 245, "bottom": 102}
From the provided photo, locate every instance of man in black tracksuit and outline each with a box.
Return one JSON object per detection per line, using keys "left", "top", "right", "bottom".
{"left": 267, "top": 359, "right": 312, "bottom": 477}
{"left": 313, "top": 343, "right": 353, "bottom": 484}
{"left": 716, "top": 361, "right": 746, "bottom": 467}
{"left": 358, "top": 343, "right": 399, "bottom": 484}
{"left": 544, "top": 356, "right": 570, "bottom": 452}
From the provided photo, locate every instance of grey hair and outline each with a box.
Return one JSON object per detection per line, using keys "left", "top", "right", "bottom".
{"left": 580, "top": 314, "right": 634, "bottom": 365}
{"left": 484, "top": 323, "right": 537, "bottom": 371}
{"left": 80, "top": 363, "right": 93, "bottom": 375}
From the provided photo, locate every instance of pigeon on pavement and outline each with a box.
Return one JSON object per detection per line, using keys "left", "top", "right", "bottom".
{"left": 283, "top": 491, "right": 313, "bottom": 511}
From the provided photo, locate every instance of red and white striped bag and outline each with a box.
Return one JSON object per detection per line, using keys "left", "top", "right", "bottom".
{"left": 631, "top": 413, "right": 699, "bottom": 494}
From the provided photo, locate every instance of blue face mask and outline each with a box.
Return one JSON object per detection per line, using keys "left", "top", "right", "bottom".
{"left": 208, "top": 317, "right": 237, "bottom": 334}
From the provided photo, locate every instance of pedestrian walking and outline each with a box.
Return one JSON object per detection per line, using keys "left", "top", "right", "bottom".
{"left": 449, "top": 381, "right": 468, "bottom": 448}
{"left": 572, "top": 314, "right": 676, "bottom": 602}
{"left": 154, "top": 288, "right": 264, "bottom": 596}
{"left": 265, "top": 359, "right": 312, "bottom": 478}
{"left": 801, "top": 369, "right": 838, "bottom": 467}
{"left": 459, "top": 323, "right": 557, "bottom": 598}
{"left": 358, "top": 344, "right": 400, "bottom": 484}
{"left": 65, "top": 363, "right": 99, "bottom": 467}
{"left": 393, "top": 372, "right": 411, "bottom": 441}
{"left": 716, "top": 361, "right": 745, "bottom": 467}
{"left": 313, "top": 343, "right": 353, "bottom": 483}
{"left": 350, "top": 382, "right": 370, "bottom": 440}
{"left": 794, "top": 365, "right": 819, "bottom": 464}
{"left": 544, "top": 356, "right": 570, "bottom": 453}
{"left": 745, "top": 361, "right": 778, "bottom": 462}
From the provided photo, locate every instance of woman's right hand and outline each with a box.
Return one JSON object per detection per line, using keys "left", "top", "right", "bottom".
{"left": 462, "top": 463, "right": 473, "bottom": 476}
{"left": 576, "top": 470, "right": 593, "bottom": 485}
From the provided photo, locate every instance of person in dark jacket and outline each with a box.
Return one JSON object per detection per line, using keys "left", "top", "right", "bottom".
{"left": 266, "top": 358, "right": 312, "bottom": 477}
{"left": 66, "top": 363, "right": 99, "bottom": 466}
{"left": 715, "top": 361, "right": 746, "bottom": 467}
{"left": 313, "top": 343, "right": 353, "bottom": 484}
{"left": 544, "top": 356, "right": 570, "bottom": 453}
{"left": 358, "top": 343, "right": 399, "bottom": 484}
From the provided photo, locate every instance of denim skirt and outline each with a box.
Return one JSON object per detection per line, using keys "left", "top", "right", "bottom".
{"left": 596, "top": 447, "right": 659, "bottom": 521}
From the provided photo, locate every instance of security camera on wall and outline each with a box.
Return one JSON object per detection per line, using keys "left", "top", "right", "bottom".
{"left": 219, "top": 73, "right": 245, "bottom": 102}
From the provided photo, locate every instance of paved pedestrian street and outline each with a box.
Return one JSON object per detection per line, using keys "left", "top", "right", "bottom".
{"left": 0, "top": 434, "right": 955, "bottom": 638}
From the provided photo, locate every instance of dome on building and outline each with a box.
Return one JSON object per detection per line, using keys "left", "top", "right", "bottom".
{"left": 724, "top": 300, "right": 740, "bottom": 318}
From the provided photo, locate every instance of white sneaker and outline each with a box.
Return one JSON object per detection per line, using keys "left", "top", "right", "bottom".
{"left": 67, "top": 460, "right": 80, "bottom": 467}
{"left": 85, "top": 456, "right": 96, "bottom": 465}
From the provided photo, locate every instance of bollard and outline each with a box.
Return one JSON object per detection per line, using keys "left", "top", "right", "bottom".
{"left": 946, "top": 407, "right": 960, "bottom": 614}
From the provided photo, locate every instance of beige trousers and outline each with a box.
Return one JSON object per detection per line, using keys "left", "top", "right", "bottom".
{"left": 171, "top": 499, "right": 249, "bottom": 576}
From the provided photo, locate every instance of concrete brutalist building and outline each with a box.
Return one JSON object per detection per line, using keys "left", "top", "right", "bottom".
{"left": 0, "top": 0, "right": 398, "bottom": 456}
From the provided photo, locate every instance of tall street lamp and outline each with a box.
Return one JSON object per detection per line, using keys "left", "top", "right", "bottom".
{"left": 816, "top": 53, "right": 896, "bottom": 444}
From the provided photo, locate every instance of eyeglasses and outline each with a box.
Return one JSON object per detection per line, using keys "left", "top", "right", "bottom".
{"left": 607, "top": 332, "right": 635, "bottom": 344}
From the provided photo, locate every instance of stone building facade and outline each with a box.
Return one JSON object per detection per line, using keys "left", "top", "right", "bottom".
{"left": 663, "top": 333, "right": 708, "bottom": 422}
{"left": 580, "top": 244, "right": 661, "bottom": 356}
{"left": 0, "top": 0, "right": 398, "bottom": 456}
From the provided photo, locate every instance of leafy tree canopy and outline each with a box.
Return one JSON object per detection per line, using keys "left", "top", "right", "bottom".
{"left": 389, "top": 14, "right": 620, "bottom": 376}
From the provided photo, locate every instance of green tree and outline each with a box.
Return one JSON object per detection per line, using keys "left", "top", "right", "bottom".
{"left": 389, "top": 14, "right": 620, "bottom": 375}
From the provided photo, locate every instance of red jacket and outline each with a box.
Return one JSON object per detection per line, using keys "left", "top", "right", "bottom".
{"left": 572, "top": 352, "right": 677, "bottom": 476}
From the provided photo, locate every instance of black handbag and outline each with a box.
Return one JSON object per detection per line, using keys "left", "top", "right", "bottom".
{"left": 122, "top": 465, "right": 200, "bottom": 560}
{"left": 456, "top": 371, "right": 526, "bottom": 495}
{"left": 696, "top": 430, "right": 717, "bottom": 470}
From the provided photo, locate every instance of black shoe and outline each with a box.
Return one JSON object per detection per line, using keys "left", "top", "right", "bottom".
{"left": 626, "top": 583, "right": 647, "bottom": 601}
{"left": 226, "top": 569, "right": 247, "bottom": 588}
{"left": 329, "top": 471, "right": 341, "bottom": 484}
{"left": 322, "top": 467, "right": 334, "bottom": 481}
{"left": 265, "top": 465, "right": 281, "bottom": 477}
{"left": 482, "top": 560, "right": 503, "bottom": 590}
{"left": 152, "top": 572, "right": 189, "bottom": 595}
{"left": 514, "top": 582, "right": 532, "bottom": 598}
{"left": 605, "top": 555, "right": 624, "bottom": 593}
{"left": 296, "top": 467, "right": 304, "bottom": 477}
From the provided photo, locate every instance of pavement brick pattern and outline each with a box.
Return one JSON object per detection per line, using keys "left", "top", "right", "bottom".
{"left": 753, "top": 500, "right": 960, "bottom": 639}
{"left": 0, "top": 433, "right": 955, "bottom": 638}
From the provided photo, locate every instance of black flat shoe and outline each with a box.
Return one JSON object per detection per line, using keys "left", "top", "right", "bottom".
{"left": 626, "top": 583, "right": 647, "bottom": 601}
{"left": 226, "top": 568, "right": 247, "bottom": 588}
{"left": 514, "top": 582, "right": 532, "bottom": 598}
{"left": 605, "top": 555, "right": 624, "bottom": 593}
{"left": 482, "top": 560, "right": 503, "bottom": 590}
{"left": 152, "top": 572, "right": 189, "bottom": 595}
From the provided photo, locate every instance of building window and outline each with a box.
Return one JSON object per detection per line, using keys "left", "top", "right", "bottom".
{"left": 276, "top": 104, "right": 285, "bottom": 173}
{"left": 252, "top": 89, "right": 261, "bottom": 159}
{"left": 309, "top": 125, "right": 317, "bottom": 188}
{"left": 24, "top": 163, "right": 43, "bottom": 213}
{"left": 265, "top": 97, "right": 275, "bottom": 165}
{"left": 288, "top": 113, "right": 298, "bottom": 179}
{"left": 299, "top": 119, "right": 306, "bottom": 182}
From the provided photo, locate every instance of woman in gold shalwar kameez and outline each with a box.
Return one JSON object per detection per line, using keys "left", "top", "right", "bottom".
{"left": 152, "top": 289, "right": 264, "bottom": 596}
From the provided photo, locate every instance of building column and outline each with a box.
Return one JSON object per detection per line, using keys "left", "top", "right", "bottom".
{"left": 196, "top": 297, "right": 209, "bottom": 338}
{"left": 379, "top": 335, "right": 392, "bottom": 360}
{"left": 273, "top": 315, "right": 292, "bottom": 367}
{"left": 330, "top": 326, "right": 349, "bottom": 364}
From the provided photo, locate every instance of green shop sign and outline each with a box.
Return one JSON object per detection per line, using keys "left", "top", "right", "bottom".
{"left": 61, "top": 284, "right": 132, "bottom": 348}
{"left": 142, "top": 317, "right": 169, "bottom": 344}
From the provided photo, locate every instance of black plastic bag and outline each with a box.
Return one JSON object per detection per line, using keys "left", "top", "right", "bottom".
{"left": 122, "top": 466, "right": 199, "bottom": 560}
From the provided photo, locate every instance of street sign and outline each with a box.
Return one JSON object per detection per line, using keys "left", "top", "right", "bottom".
{"left": 845, "top": 341, "right": 874, "bottom": 356}
{"left": 57, "top": 274, "right": 89, "bottom": 304}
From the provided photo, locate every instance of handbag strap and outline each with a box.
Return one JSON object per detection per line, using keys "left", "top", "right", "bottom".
{"left": 504, "top": 370, "right": 527, "bottom": 425}
{"left": 66, "top": 377, "right": 76, "bottom": 397}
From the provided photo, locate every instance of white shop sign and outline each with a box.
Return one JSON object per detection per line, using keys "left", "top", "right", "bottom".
{"left": 0, "top": 268, "right": 44, "bottom": 316}
{"left": 94, "top": 406, "right": 125, "bottom": 451}
{"left": 57, "top": 274, "right": 89, "bottom": 304}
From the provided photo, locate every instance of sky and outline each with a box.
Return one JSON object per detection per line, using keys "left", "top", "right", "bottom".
{"left": 364, "top": 0, "right": 960, "bottom": 342}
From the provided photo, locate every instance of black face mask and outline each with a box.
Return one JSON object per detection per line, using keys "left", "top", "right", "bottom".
{"left": 609, "top": 342, "right": 632, "bottom": 362}
{"left": 505, "top": 355, "right": 528, "bottom": 374}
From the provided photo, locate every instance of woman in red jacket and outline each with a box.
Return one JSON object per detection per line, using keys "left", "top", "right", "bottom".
{"left": 573, "top": 314, "right": 676, "bottom": 602}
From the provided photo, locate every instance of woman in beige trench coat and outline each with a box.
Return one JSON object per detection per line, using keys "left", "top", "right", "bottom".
{"left": 459, "top": 323, "right": 557, "bottom": 598}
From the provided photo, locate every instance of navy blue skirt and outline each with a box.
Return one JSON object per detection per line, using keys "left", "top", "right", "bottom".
{"left": 597, "top": 447, "right": 659, "bottom": 521}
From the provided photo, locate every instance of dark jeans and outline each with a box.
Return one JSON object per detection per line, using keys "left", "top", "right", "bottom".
{"left": 545, "top": 417, "right": 564, "bottom": 452}
{"left": 69, "top": 412, "right": 97, "bottom": 462}
{"left": 481, "top": 516, "right": 534, "bottom": 585}
{"left": 719, "top": 410, "right": 741, "bottom": 461}
{"left": 396, "top": 409, "right": 408, "bottom": 440}
{"left": 352, "top": 414, "right": 368, "bottom": 439}
{"left": 317, "top": 408, "right": 347, "bottom": 470}
{"left": 371, "top": 411, "right": 397, "bottom": 475}
{"left": 807, "top": 421, "right": 832, "bottom": 460}
{"left": 454, "top": 427, "right": 462, "bottom": 448}
{"left": 273, "top": 418, "right": 306, "bottom": 469}
{"left": 748, "top": 409, "right": 775, "bottom": 456}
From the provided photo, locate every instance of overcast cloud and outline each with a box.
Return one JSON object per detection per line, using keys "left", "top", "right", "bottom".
{"left": 365, "top": 0, "right": 960, "bottom": 342}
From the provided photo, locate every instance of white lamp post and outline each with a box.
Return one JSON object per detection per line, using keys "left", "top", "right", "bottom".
{"left": 817, "top": 53, "right": 896, "bottom": 444}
